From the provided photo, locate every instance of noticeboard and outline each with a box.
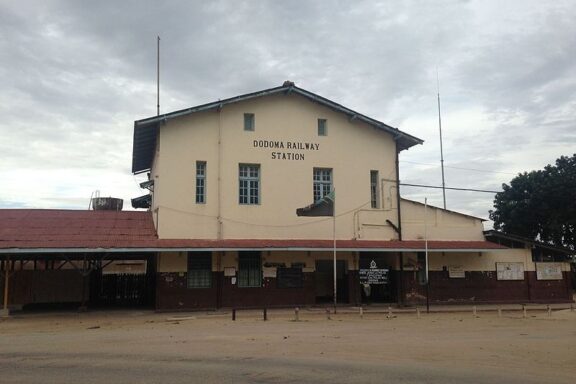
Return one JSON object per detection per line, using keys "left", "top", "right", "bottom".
{"left": 536, "top": 262, "right": 563, "bottom": 280}
{"left": 359, "top": 260, "right": 389, "bottom": 285}
{"left": 496, "top": 262, "right": 525, "bottom": 280}
{"left": 448, "top": 266, "right": 465, "bottom": 278}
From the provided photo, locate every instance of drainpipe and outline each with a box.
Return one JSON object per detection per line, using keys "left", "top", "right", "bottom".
{"left": 395, "top": 148, "right": 405, "bottom": 306}
{"left": 216, "top": 106, "right": 224, "bottom": 309}
{"left": 217, "top": 105, "right": 223, "bottom": 240}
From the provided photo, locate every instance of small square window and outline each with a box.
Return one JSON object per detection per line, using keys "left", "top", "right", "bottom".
{"left": 318, "top": 119, "right": 327, "bottom": 136}
{"left": 244, "top": 113, "right": 255, "bottom": 131}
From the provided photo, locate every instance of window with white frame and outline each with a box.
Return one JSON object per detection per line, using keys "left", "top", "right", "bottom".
{"left": 317, "top": 118, "right": 327, "bottom": 136}
{"left": 370, "top": 170, "right": 379, "bottom": 208}
{"left": 313, "top": 168, "right": 332, "bottom": 202}
{"left": 196, "top": 161, "right": 206, "bottom": 204}
{"left": 239, "top": 164, "right": 260, "bottom": 204}
{"left": 244, "top": 113, "right": 255, "bottom": 131}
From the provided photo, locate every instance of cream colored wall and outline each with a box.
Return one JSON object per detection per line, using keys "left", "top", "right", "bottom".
{"left": 401, "top": 248, "right": 572, "bottom": 273}
{"left": 152, "top": 93, "right": 400, "bottom": 240}
{"left": 400, "top": 199, "right": 485, "bottom": 241}
{"left": 159, "top": 249, "right": 572, "bottom": 274}
{"left": 157, "top": 251, "right": 187, "bottom": 272}
{"left": 426, "top": 249, "right": 533, "bottom": 271}
{"left": 157, "top": 251, "right": 359, "bottom": 273}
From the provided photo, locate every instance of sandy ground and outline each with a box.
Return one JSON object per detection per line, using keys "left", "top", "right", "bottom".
{"left": 1, "top": 308, "right": 576, "bottom": 383}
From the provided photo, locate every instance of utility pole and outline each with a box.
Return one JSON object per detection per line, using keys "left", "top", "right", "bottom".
{"left": 437, "top": 70, "right": 447, "bottom": 209}
{"left": 157, "top": 36, "right": 160, "bottom": 116}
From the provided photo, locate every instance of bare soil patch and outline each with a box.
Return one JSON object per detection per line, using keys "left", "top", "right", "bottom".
{"left": 1, "top": 309, "right": 575, "bottom": 383}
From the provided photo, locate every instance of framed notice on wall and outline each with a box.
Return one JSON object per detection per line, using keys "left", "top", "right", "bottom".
{"left": 536, "top": 262, "right": 563, "bottom": 280}
{"left": 496, "top": 262, "right": 525, "bottom": 280}
{"left": 448, "top": 266, "right": 465, "bottom": 278}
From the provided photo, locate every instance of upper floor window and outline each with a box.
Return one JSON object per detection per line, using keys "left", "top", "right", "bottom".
{"left": 239, "top": 164, "right": 260, "bottom": 205}
{"left": 196, "top": 161, "right": 206, "bottom": 204}
{"left": 370, "top": 170, "right": 379, "bottom": 208}
{"left": 313, "top": 168, "right": 332, "bottom": 202}
{"left": 187, "top": 252, "right": 212, "bottom": 288}
{"left": 317, "top": 118, "right": 327, "bottom": 136}
{"left": 244, "top": 113, "right": 255, "bottom": 131}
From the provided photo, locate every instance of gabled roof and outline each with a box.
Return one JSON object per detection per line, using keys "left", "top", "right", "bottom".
{"left": 132, "top": 82, "right": 424, "bottom": 174}
{"left": 401, "top": 198, "right": 487, "bottom": 221}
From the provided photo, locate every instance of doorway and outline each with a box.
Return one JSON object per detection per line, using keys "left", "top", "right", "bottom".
{"left": 315, "top": 260, "right": 348, "bottom": 303}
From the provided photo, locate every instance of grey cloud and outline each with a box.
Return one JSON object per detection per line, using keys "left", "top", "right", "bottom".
{"left": 1, "top": 0, "right": 574, "bottom": 215}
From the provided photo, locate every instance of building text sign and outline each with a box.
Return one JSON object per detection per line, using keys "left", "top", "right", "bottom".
{"left": 253, "top": 139, "right": 320, "bottom": 161}
{"left": 359, "top": 260, "right": 389, "bottom": 285}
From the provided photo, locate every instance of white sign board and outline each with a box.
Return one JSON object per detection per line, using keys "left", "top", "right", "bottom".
{"left": 263, "top": 267, "right": 277, "bottom": 278}
{"left": 224, "top": 267, "right": 236, "bottom": 277}
{"left": 448, "top": 266, "right": 465, "bottom": 278}
{"left": 496, "top": 262, "right": 525, "bottom": 280}
{"left": 536, "top": 262, "right": 563, "bottom": 280}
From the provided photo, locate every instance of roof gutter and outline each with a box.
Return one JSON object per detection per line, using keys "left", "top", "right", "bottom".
{"left": 0, "top": 247, "right": 508, "bottom": 254}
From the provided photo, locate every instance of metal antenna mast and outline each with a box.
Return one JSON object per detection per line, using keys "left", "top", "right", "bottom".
{"left": 437, "top": 69, "right": 447, "bottom": 209}
{"left": 157, "top": 36, "right": 160, "bottom": 116}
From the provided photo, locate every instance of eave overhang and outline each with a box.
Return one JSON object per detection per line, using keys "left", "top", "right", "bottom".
{"left": 0, "top": 239, "right": 506, "bottom": 254}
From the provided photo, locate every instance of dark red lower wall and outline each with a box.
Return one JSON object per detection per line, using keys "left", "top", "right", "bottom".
{"left": 348, "top": 270, "right": 361, "bottom": 306}
{"left": 156, "top": 272, "right": 317, "bottom": 311}
{"left": 403, "top": 271, "right": 573, "bottom": 305}
{"left": 1, "top": 270, "right": 87, "bottom": 306}
{"left": 528, "top": 272, "right": 573, "bottom": 302}
{"left": 155, "top": 269, "right": 573, "bottom": 311}
{"left": 156, "top": 272, "right": 219, "bottom": 310}
{"left": 220, "top": 272, "right": 315, "bottom": 308}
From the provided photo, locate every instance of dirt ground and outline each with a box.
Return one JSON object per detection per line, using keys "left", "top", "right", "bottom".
{"left": 1, "top": 307, "right": 575, "bottom": 383}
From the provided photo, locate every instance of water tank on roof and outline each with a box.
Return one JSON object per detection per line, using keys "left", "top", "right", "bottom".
{"left": 91, "top": 197, "right": 124, "bottom": 211}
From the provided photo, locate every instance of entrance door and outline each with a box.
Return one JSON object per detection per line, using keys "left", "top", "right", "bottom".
{"left": 315, "top": 260, "right": 348, "bottom": 303}
{"left": 359, "top": 254, "right": 396, "bottom": 303}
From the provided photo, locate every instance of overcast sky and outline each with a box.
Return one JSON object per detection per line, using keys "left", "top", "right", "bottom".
{"left": 1, "top": 0, "right": 574, "bottom": 222}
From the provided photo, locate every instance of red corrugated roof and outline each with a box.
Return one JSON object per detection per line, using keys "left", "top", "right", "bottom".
{"left": 0, "top": 209, "right": 506, "bottom": 251}
{"left": 0, "top": 209, "right": 157, "bottom": 249}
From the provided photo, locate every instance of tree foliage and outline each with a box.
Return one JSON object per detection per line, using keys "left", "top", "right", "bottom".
{"left": 489, "top": 154, "right": 576, "bottom": 250}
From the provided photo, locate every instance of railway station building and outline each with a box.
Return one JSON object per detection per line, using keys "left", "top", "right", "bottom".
{"left": 1, "top": 82, "right": 573, "bottom": 312}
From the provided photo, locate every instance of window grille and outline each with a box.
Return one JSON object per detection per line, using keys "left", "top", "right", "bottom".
{"left": 187, "top": 252, "right": 212, "bottom": 288}
{"left": 196, "top": 161, "right": 206, "bottom": 204}
{"left": 313, "top": 168, "right": 332, "bottom": 202}
{"left": 239, "top": 164, "right": 260, "bottom": 204}
{"left": 238, "top": 252, "right": 262, "bottom": 287}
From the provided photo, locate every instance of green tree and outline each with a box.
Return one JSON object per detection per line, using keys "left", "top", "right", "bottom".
{"left": 489, "top": 154, "right": 576, "bottom": 250}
